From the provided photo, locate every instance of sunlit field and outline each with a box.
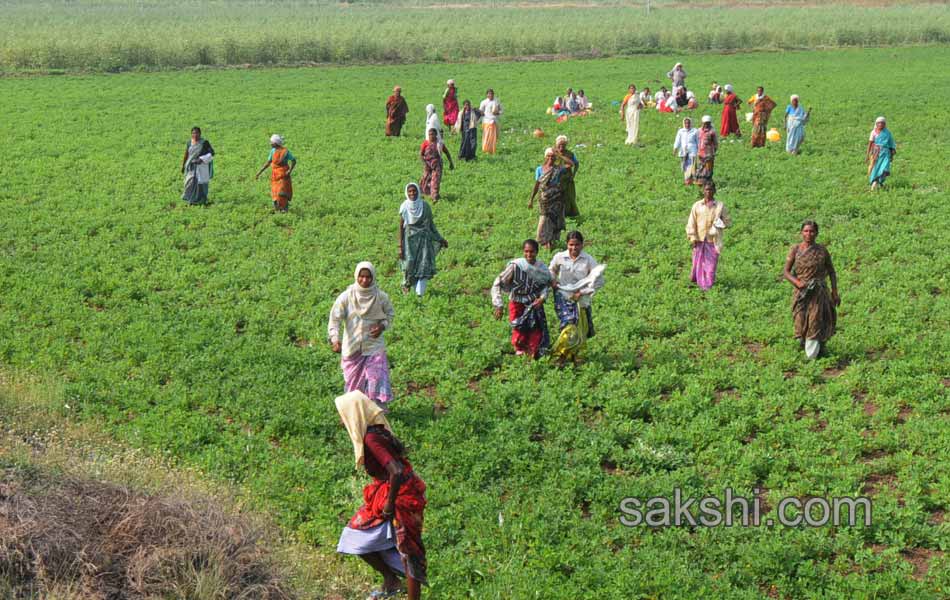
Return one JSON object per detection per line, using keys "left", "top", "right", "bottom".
{"left": 2, "top": 43, "right": 950, "bottom": 597}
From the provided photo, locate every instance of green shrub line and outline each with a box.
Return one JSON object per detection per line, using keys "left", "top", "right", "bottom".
{"left": 1, "top": 2, "right": 948, "bottom": 72}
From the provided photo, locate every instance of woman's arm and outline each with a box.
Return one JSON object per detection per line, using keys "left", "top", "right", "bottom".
{"left": 398, "top": 218, "right": 405, "bottom": 260}
{"left": 442, "top": 143, "right": 454, "bottom": 170}
{"left": 783, "top": 246, "right": 802, "bottom": 289}
{"left": 287, "top": 158, "right": 296, "bottom": 176}
{"left": 181, "top": 149, "right": 189, "bottom": 173}
{"left": 529, "top": 180, "right": 540, "bottom": 209}
{"left": 381, "top": 459, "right": 405, "bottom": 517}
{"left": 254, "top": 160, "right": 271, "bottom": 180}
{"left": 826, "top": 252, "right": 840, "bottom": 305}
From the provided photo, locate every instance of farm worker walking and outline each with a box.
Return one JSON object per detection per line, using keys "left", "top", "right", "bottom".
{"left": 720, "top": 84, "right": 742, "bottom": 138}
{"left": 181, "top": 126, "right": 214, "bottom": 205}
{"left": 667, "top": 62, "right": 687, "bottom": 89}
{"left": 695, "top": 115, "right": 718, "bottom": 186}
{"left": 255, "top": 134, "right": 296, "bottom": 212}
{"left": 783, "top": 220, "right": 840, "bottom": 360}
{"left": 673, "top": 117, "right": 700, "bottom": 185}
{"left": 867, "top": 116, "right": 896, "bottom": 190}
{"left": 549, "top": 231, "right": 605, "bottom": 367}
{"left": 385, "top": 86, "right": 409, "bottom": 137}
{"left": 419, "top": 128, "right": 454, "bottom": 203}
{"left": 784, "top": 95, "right": 811, "bottom": 154}
{"left": 554, "top": 135, "right": 580, "bottom": 218}
{"left": 529, "top": 147, "right": 572, "bottom": 251}
{"left": 686, "top": 181, "right": 732, "bottom": 291}
{"left": 423, "top": 104, "right": 442, "bottom": 145}
{"left": 399, "top": 182, "right": 448, "bottom": 297}
{"left": 748, "top": 86, "right": 777, "bottom": 147}
{"left": 491, "top": 239, "right": 554, "bottom": 359}
{"left": 453, "top": 99, "right": 482, "bottom": 161}
{"left": 442, "top": 79, "right": 459, "bottom": 128}
{"left": 621, "top": 84, "right": 643, "bottom": 145}
{"left": 478, "top": 88, "right": 503, "bottom": 154}
{"left": 328, "top": 262, "right": 396, "bottom": 410}
{"left": 334, "top": 390, "right": 427, "bottom": 600}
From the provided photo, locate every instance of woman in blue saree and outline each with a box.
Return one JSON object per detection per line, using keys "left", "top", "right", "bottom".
{"left": 866, "top": 116, "right": 896, "bottom": 190}
{"left": 784, "top": 95, "right": 810, "bottom": 155}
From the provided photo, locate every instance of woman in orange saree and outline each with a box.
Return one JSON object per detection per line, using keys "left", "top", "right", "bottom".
{"left": 749, "top": 86, "right": 777, "bottom": 148}
{"left": 255, "top": 134, "right": 297, "bottom": 211}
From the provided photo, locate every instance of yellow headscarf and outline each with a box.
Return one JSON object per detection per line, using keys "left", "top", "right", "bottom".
{"left": 335, "top": 391, "right": 393, "bottom": 467}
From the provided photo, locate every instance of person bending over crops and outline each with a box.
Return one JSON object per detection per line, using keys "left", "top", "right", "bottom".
{"left": 695, "top": 116, "right": 718, "bottom": 186}
{"left": 529, "top": 148, "right": 571, "bottom": 251}
{"left": 255, "top": 134, "right": 296, "bottom": 212}
{"left": 491, "top": 239, "right": 553, "bottom": 359}
{"left": 335, "top": 390, "right": 427, "bottom": 600}
{"left": 419, "top": 128, "right": 454, "bottom": 203}
{"left": 478, "top": 88, "right": 503, "bottom": 154}
{"left": 328, "top": 262, "right": 396, "bottom": 410}
{"left": 399, "top": 182, "right": 447, "bottom": 297}
{"left": 720, "top": 84, "right": 742, "bottom": 139}
{"left": 181, "top": 126, "right": 214, "bottom": 206}
{"left": 621, "top": 84, "right": 643, "bottom": 145}
{"left": 867, "top": 116, "right": 896, "bottom": 190}
{"left": 749, "top": 86, "right": 777, "bottom": 148}
{"left": 783, "top": 220, "right": 839, "bottom": 359}
{"left": 555, "top": 135, "right": 580, "bottom": 219}
{"left": 385, "top": 86, "right": 409, "bottom": 137}
{"left": 453, "top": 100, "right": 482, "bottom": 161}
{"left": 549, "top": 231, "right": 605, "bottom": 366}
{"left": 686, "top": 181, "right": 732, "bottom": 291}
{"left": 674, "top": 117, "right": 700, "bottom": 186}
{"left": 442, "top": 79, "right": 459, "bottom": 129}
{"left": 784, "top": 95, "right": 811, "bottom": 155}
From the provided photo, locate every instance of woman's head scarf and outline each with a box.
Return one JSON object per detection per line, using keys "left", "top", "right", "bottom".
{"left": 335, "top": 390, "right": 393, "bottom": 467}
{"left": 270, "top": 134, "right": 284, "bottom": 146}
{"left": 399, "top": 182, "right": 425, "bottom": 225}
{"left": 347, "top": 262, "right": 388, "bottom": 321}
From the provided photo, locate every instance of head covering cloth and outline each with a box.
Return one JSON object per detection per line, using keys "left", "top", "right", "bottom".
{"left": 270, "top": 134, "right": 284, "bottom": 146}
{"left": 335, "top": 391, "right": 393, "bottom": 467}
{"left": 347, "top": 262, "right": 389, "bottom": 321}
{"left": 399, "top": 182, "right": 425, "bottom": 225}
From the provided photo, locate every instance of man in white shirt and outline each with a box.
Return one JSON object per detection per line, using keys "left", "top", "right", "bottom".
{"left": 673, "top": 117, "right": 700, "bottom": 185}
{"left": 478, "top": 88, "right": 503, "bottom": 154}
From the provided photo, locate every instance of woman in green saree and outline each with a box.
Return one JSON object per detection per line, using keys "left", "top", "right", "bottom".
{"left": 399, "top": 182, "right": 448, "bottom": 297}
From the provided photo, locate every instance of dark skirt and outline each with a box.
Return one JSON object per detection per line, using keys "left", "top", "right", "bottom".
{"left": 459, "top": 127, "right": 478, "bottom": 161}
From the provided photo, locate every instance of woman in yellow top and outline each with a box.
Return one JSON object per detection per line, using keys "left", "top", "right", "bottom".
{"left": 686, "top": 181, "right": 732, "bottom": 291}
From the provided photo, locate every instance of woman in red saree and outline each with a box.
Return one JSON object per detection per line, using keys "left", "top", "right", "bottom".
{"left": 386, "top": 86, "right": 409, "bottom": 137}
{"left": 255, "top": 134, "right": 296, "bottom": 211}
{"left": 720, "top": 84, "right": 742, "bottom": 138}
{"left": 335, "top": 391, "right": 427, "bottom": 600}
{"left": 419, "top": 128, "right": 454, "bottom": 203}
{"left": 491, "top": 239, "right": 553, "bottom": 358}
{"left": 749, "top": 86, "right": 777, "bottom": 148}
{"left": 442, "top": 79, "right": 459, "bottom": 128}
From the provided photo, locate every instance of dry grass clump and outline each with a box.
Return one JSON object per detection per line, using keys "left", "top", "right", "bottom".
{"left": 0, "top": 465, "right": 295, "bottom": 600}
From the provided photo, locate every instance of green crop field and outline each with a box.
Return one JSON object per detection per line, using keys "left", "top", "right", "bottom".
{"left": 1, "top": 0, "right": 949, "bottom": 71}
{"left": 2, "top": 45, "right": 950, "bottom": 598}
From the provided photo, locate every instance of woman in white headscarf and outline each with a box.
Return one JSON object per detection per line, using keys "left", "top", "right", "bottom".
{"left": 399, "top": 182, "right": 448, "bottom": 297}
{"left": 335, "top": 390, "right": 428, "bottom": 600}
{"left": 667, "top": 62, "right": 686, "bottom": 89}
{"left": 328, "top": 262, "right": 396, "bottom": 409}
{"left": 424, "top": 104, "right": 442, "bottom": 143}
{"left": 784, "top": 94, "right": 811, "bottom": 154}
